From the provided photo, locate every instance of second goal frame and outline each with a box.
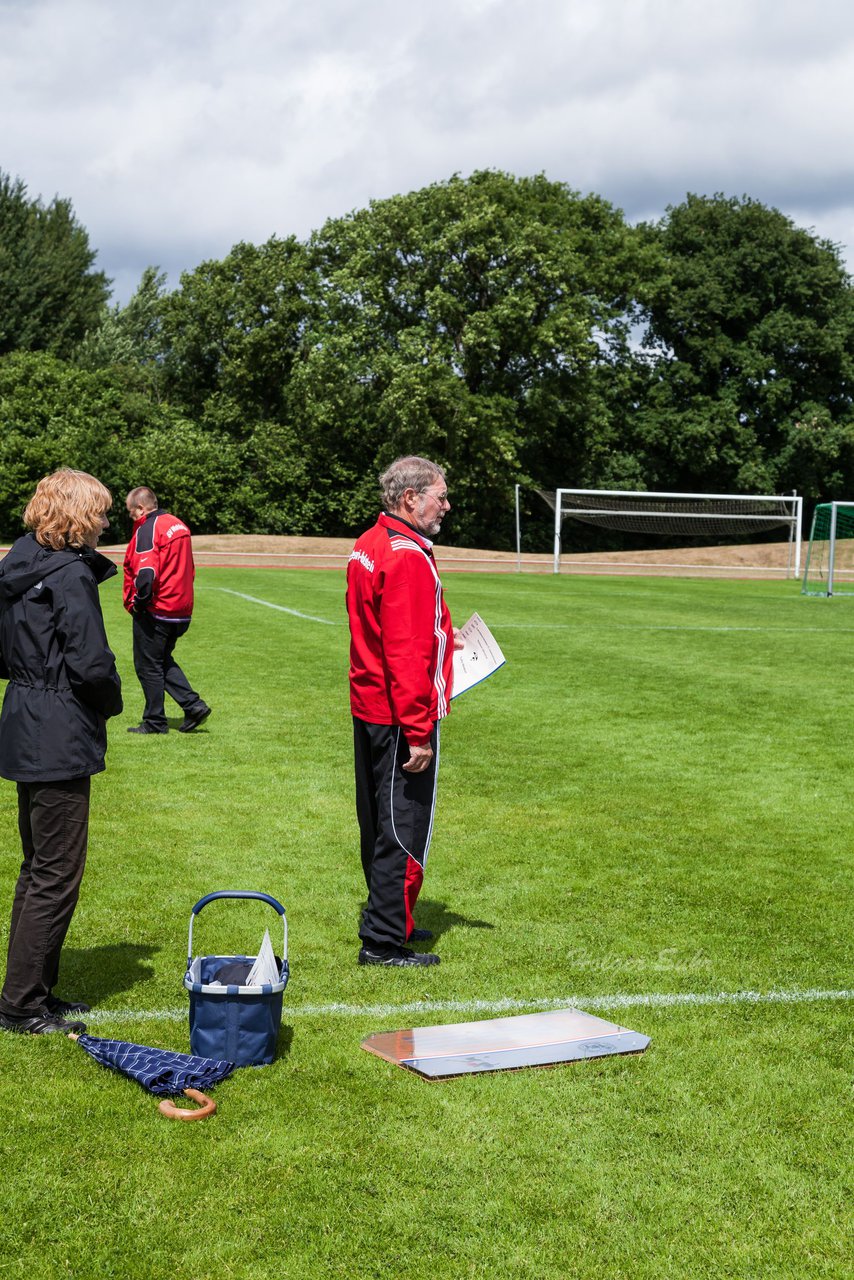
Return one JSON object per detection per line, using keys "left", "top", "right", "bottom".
{"left": 551, "top": 488, "right": 804, "bottom": 577}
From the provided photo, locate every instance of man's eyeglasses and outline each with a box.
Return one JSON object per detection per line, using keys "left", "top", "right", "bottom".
{"left": 421, "top": 490, "right": 448, "bottom": 505}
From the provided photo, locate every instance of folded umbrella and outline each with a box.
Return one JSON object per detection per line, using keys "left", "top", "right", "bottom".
{"left": 71, "top": 1033, "right": 235, "bottom": 1119}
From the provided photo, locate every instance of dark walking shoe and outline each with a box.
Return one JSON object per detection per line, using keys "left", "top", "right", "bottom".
{"left": 358, "top": 945, "right": 440, "bottom": 967}
{"left": 0, "top": 1010, "right": 87, "bottom": 1035}
{"left": 46, "top": 995, "right": 91, "bottom": 1016}
{"left": 178, "top": 704, "right": 212, "bottom": 733}
{"left": 127, "top": 724, "right": 168, "bottom": 734}
{"left": 408, "top": 927, "right": 434, "bottom": 941}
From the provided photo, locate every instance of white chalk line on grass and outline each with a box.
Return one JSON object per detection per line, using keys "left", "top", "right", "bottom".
{"left": 492, "top": 623, "right": 854, "bottom": 634}
{"left": 85, "top": 987, "right": 854, "bottom": 1026}
{"left": 208, "top": 592, "right": 846, "bottom": 636}
{"left": 214, "top": 587, "right": 341, "bottom": 625}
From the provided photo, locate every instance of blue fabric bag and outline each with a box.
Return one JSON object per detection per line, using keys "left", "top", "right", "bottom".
{"left": 184, "top": 891, "right": 289, "bottom": 1067}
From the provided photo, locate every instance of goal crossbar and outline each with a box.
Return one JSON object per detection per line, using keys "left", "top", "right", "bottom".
{"left": 555, "top": 488, "right": 795, "bottom": 501}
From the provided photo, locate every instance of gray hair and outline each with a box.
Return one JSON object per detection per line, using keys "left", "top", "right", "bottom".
{"left": 380, "top": 456, "right": 446, "bottom": 512}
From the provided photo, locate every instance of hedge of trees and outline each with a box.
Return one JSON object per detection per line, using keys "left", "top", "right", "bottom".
{"left": 3, "top": 168, "right": 854, "bottom": 547}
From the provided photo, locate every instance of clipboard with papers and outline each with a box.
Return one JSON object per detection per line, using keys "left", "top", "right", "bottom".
{"left": 452, "top": 612, "right": 506, "bottom": 699}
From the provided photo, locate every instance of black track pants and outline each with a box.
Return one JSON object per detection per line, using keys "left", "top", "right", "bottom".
{"left": 132, "top": 613, "right": 201, "bottom": 729}
{"left": 353, "top": 718, "right": 439, "bottom": 948}
{"left": 0, "top": 777, "right": 91, "bottom": 1016}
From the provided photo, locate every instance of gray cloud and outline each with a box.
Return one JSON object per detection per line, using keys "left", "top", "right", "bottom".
{"left": 2, "top": 0, "right": 854, "bottom": 300}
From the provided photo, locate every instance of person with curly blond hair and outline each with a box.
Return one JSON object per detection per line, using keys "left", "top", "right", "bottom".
{"left": 0, "top": 470, "right": 122, "bottom": 1035}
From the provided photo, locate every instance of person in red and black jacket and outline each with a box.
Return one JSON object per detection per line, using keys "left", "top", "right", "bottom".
{"left": 123, "top": 487, "right": 210, "bottom": 735}
{"left": 346, "top": 456, "right": 463, "bottom": 968}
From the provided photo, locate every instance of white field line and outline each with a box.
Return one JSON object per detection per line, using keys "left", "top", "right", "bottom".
{"left": 492, "top": 623, "right": 854, "bottom": 634}
{"left": 214, "top": 587, "right": 341, "bottom": 625}
{"left": 209, "top": 590, "right": 845, "bottom": 636}
{"left": 85, "top": 987, "right": 854, "bottom": 1026}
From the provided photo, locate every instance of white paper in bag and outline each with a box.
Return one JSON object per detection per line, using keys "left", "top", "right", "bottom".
{"left": 246, "top": 927, "right": 279, "bottom": 986}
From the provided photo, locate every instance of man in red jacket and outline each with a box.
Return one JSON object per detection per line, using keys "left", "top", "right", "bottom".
{"left": 123, "top": 487, "right": 211, "bottom": 735}
{"left": 347, "top": 456, "right": 462, "bottom": 967}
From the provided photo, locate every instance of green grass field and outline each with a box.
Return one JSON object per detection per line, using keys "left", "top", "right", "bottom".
{"left": 0, "top": 567, "right": 851, "bottom": 1279}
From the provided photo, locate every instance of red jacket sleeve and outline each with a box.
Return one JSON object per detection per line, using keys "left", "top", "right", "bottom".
{"left": 122, "top": 555, "right": 135, "bottom": 612}
{"left": 379, "top": 549, "right": 439, "bottom": 746}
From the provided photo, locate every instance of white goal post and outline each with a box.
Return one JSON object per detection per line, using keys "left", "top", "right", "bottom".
{"left": 548, "top": 488, "right": 804, "bottom": 576}
{"left": 801, "top": 501, "right": 854, "bottom": 596}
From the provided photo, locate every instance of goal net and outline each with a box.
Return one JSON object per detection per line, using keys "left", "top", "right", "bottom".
{"left": 541, "top": 489, "right": 803, "bottom": 575}
{"left": 802, "top": 502, "right": 854, "bottom": 596}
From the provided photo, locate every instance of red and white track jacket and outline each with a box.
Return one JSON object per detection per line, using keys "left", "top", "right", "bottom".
{"left": 123, "top": 509, "right": 195, "bottom": 621}
{"left": 346, "top": 511, "right": 454, "bottom": 746}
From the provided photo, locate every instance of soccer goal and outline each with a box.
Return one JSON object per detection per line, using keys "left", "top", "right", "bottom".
{"left": 544, "top": 489, "right": 804, "bottom": 576}
{"left": 801, "top": 502, "right": 854, "bottom": 596}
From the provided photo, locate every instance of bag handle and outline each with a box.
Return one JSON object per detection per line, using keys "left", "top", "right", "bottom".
{"left": 187, "top": 891, "right": 287, "bottom": 967}
{"left": 191, "top": 891, "right": 285, "bottom": 916}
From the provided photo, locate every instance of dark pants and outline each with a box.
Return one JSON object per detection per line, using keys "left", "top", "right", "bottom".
{"left": 353, "top": 718, "right": 439, "bottom": 948}
{"left": 0, "top": 777, "right": 91, "bottom": 1016}
{"left": 132, "top": 613, "right": 202, "bottom": 730}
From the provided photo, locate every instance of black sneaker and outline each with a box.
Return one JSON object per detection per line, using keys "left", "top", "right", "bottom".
{"left": 0, "top": 1010, "right": 86, "bottom": 1035}
{"left": 409, "top": 927, "right": 434, "bottom": 942}
{"left": 178, "top": 704, "right": 212, "bottom": 733}
{"left": 46, "top": 995, "right": 91, "bottom": 1016}
{"left": 127, "top": 724, "right": 168, "bottom": 734}
{"left": 358, "top": 945, "right": 440, "bottom": 967}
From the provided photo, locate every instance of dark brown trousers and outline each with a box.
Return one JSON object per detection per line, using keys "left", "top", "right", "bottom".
{"left": 0, "top": 777, "right": 90, "bottom": 1016}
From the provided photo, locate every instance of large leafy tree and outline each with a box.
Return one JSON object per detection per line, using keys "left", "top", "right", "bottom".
{"left": 76, "top": 266, "right": 166, "bottom": 377}
{"left": 0, "top": 352, "right": 250, "bottom": 540}
{"left": 0, "top": 172, "right": 110, "bottom": 358}
{"left": 158, "top": 236, "right": 309, "bottom": 429}
{"left": 635, "top": 194, "right": 854, "bottom": 497}
{"left": 0, "top": 353, "right": 134, "bottom": 536}
{"left": 290, "top": 170, "right": 655, "bottom": 544}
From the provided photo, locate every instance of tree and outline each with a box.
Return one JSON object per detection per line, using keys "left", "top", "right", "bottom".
{"left": 0, "top": 352, "right": 251, "bottom": 540}
{"left": 0, "top": 172, "right": 110, "bottom": 358}
{"left": 634, "top": 194, "right": 854, "bottom": 496}
{"left": 0, "top": 353, "right": 135, "bottom": 536}
{"left": 290, "top": 170, "right": 654, "bottom": 544}
{"left": 158, "top": 237, "right": 309, "bottom": 428}
{"left": 122, "top": 418, "right": 251, "bottom": 532}
{"left": 75, "top": 266, "right": 167, "bottom": 382}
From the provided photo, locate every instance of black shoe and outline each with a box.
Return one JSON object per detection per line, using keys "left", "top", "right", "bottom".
{"left": 409, "top": 927, "right": 434, "bottom": 942}
{"left": 46, "top": 995, "right": 91, "bottom": 1016}
{"left": 178, "top": 704, "right": 212, "bottom": 733}
{"left": 127, "top": 723, "right": 168, "bottom": 734}
{"left": 0, "top": 1010, "right": 86, "bottom": 1035}
{"left": 358, "top": 945, "right": 440, "bottom": 967}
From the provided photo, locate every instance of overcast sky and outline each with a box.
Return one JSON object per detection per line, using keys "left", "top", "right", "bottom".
{"left": 3, "top": 0, "right": 854, "bottom": 303}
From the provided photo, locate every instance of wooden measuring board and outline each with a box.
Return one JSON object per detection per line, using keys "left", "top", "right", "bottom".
{"left": 361, "top": 1007, "right": 650, "bottom": 1079}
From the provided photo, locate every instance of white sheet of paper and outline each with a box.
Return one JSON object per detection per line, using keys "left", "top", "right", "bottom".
{"left": 452, "top": 612, "right": 506, "bottom": 699}
{"left": 246, "top": 928, "right": 279, "bottom": 986}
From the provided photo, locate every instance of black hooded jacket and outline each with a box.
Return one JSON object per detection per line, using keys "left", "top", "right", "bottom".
{"left": 0, "top": 534, "right": 123, "bottom": 782}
